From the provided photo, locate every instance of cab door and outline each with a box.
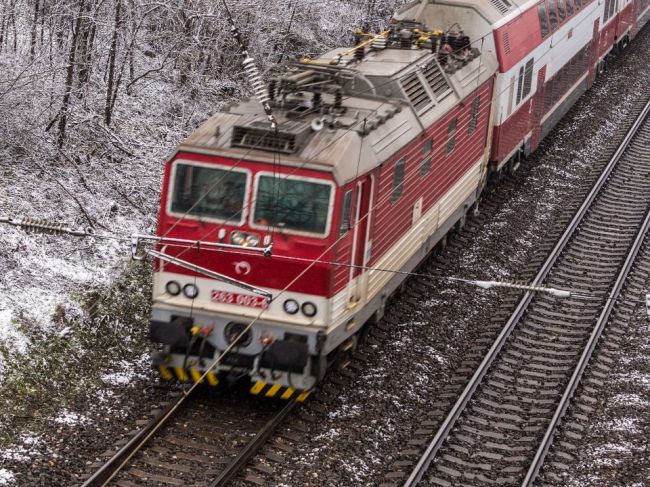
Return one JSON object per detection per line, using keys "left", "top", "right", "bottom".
{"left": 348, "top": 175, "right": 374, "bottom": 306}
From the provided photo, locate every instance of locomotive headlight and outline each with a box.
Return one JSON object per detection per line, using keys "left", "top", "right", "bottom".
{"left": 183, "top": 283, "right": 199, "bottom": 299}
{"left": 165, "top": 281, "right": 181, "bottom": 296}
{"left": 230, "top": 231, "right": 246, "bottom": 245}
{"left": 231, "top": 231, "right": 260, "bottom": 247}
{"left": 301, "top": 302, "right": 317, "bottom": 317}
{"left": 283, "top": 299, "right": 299, "bottom": 315}
{"left": 245, "top": 233, "right": 260, "bottom": 247}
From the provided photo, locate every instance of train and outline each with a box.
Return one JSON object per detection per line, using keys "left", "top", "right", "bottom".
{"left": 149, "top": 0, "right": 650, "bottom": 400}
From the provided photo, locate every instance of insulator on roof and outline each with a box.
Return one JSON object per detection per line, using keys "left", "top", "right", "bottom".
{"left": 399, "top": 29, "right": 412, "bottom": 49}
{"left": 312, "top": 91, "right": 322, "bottom": 109}
{"left": 372, "top": 37, "right": 387, "bottom": 49}
{"left": 354, "top": 46, "right": 365, "bottom": 62}
{"left": 268, "top": 79, "right": 277, "bottom": 102}
{"left": 334, "top": 91, "right": 343, "bottom": 110}
{"left": 243, "top": 57, "right": 270, "bottom": 106}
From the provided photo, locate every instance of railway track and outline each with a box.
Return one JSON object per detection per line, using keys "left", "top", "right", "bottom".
{"left": 401, "top": 98, "right": 650, "bottom": 486}
{"left": 80, "top": 388, "right": 296, "bottom": 487}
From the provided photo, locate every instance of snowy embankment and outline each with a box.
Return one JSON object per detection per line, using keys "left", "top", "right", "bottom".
{"left": 0, "top": 71, "right": 217, "bottom": 483}
{"left": 0, "top": 83, "right": 202, "bottom": 372}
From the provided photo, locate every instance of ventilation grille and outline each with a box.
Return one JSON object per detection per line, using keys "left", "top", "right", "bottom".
{"left": 422, "top": 62, "right": 452, "bottom": 102}
{"left": 231, "top": 120, "right": 309, "bottom": 154}
{"left": 400, "top": 72, "right": 432, "bottom": 112}
{"left": 503, "top": 31, "right": 511, "bottom": 55}
{"left": 490, "top": 0, "right": 512, "bottom": 14}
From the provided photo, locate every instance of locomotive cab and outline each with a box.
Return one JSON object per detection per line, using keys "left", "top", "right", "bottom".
{"left": 150, "top": 151, "right": 351, "bottom": 397}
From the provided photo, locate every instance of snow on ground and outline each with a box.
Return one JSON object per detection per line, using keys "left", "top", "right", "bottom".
{"left": 0, "top": 434, "right": 41, "bottom": 462}
{"left": 101, "top": 354, "right": 150, "bottom": 386}
{"left": 0, "top": 470, "right": 14, "bottom": 486}
{"left": 53, "top": 411, "right": 91, "bottom": 427}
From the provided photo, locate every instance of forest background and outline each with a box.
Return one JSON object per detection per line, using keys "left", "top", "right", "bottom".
{"left": 0, "top": 0, "right": 403, "bottom": 456}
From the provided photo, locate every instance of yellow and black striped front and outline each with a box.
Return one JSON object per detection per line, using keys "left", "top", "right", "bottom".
{"left": 249, "top": 381, "right": 311, "bottom": 401}
{"left": 157, "top": 365, "right": 219, "bottom": 386}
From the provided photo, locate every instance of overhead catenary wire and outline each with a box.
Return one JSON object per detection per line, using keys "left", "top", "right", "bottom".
{"left": 151, "top": 241, "right": 599, "bottom": 300}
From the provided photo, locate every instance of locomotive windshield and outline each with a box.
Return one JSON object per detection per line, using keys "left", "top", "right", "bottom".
{"left": 169, "top": 162, "right": 248, "bottom": 223}
{"left": 253, "top": 175, "right": 332, "bottom": 235}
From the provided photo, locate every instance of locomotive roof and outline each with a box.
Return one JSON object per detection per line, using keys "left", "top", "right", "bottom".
{"left": 178, "top": 27, "right": 497, "bottom": 185}
{"left": 313, "top": 47, "right": 430, "bottom": 77}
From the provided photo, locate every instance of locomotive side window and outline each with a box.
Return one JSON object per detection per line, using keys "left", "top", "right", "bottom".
{"left": 446, "top": 118, "right": 458, "bottom": 154}
{"left": 391, "top": 158, "right": 406, "bottom": 203}
{"left": 538, "top": 2, "right": 549, "bottom": 38}
{"left": 422, "top": 138, "right": 433, "bottom": 155}
{"left": 339, "top": 190, "right": 354, "bottom": 235}
{"left": 253, "top": 175, "right": 333, "bottom": 235}
{"left": 420, "top": 157, "right": 432, "bottom": 176}
{"left": 170, "top": 162, "right": 248, "bottom": 224}
{"left": 468, "top": 96, "right": 480, "bottom": 134}
{"left": 420, "top": 139, "right": 433, "bottom": 176}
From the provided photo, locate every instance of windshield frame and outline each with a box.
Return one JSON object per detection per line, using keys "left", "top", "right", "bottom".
{"left": 166, "top": 159, "right": 252, "bottom": 226}
{"left": 249, "top": 171, "right": 336, "bottom": 238}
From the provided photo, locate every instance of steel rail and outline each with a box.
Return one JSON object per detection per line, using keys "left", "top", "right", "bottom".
{"left": 522, "top": 125, "right": 650, "bottom": 485}
{"left": 82, "top": 393, "right": 296, "bottom": 487}
{"left": 81, "top": 391, "right": 191, "bottom": 487}
{"left": 402, "top": 97, "right": 650, "bottom": 487}
{"left": 210, "top": 398, "right": 298, "bottom": 487}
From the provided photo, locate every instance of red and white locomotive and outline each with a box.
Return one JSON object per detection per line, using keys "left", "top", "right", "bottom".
{"left": 149, "top": 0, "right": 650, "bottom": 399}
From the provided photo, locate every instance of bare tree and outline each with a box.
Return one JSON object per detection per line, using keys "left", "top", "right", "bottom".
{"left": 104, "top": 0, "right": 121, "bottom": 125}
{"left": 29, "top": 0, "right": 41, "bottom": 60}
{"left": 57, "top": 0, "right": 86, "bottom": 146}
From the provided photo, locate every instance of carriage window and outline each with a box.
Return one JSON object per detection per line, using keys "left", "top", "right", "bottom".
{"left": 339, "top": 190, "right": 354, "bottom": 235}
{"left": 522, "top": 58, "right": 534, "bottom": 99}
{"left": 548, "top": 0, "right": 558, "bottom": 29}
{"left": 516, "top": 58, "right": 534, "bottom": 105}
{"left": 170, "top": 163, "right": 247, "bottom": 223}
{"left": 566, "top": 0, "right": 574, "bottom": 15}
{"left": 468, "top": 96, "right": 480, "bottom": 134}
{"left": 391, "top": 158, "right": 406, "bottom": 203}
{"left": 557, "top": 0, "right": 566, "bottom": 22}
{"left": 539, "top": 2, "right": 549, "bottom": 38}
{"left": 516, "top": 66, "right": 525, "bottom": 104}
{"left": 253, "top": 175, "right": 332, "bottom": 234}
{"left": 446, "top": 118, "right": 458, "bottom": 154}
{"left": 604, "top": 0, "right": 619, "bottom": 20}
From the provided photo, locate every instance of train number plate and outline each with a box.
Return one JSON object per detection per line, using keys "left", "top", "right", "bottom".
{"left": 211, "top": 290, "right": 268, "bottom": 309}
